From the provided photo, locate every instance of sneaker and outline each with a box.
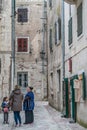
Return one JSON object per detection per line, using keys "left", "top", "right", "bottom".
{"left": 15, "top": 124, "right": 18, "bottom": 127}
{"left": 23, "top": 122, "right": 28, "bottom": 124}
{"left": 3, "top": 121, "right": 6, "bottom": 124}
{"left": 6, "top": 122, "right": 9, "bottom": 124}
{"left": 19, "top": 124, "right": 21, "bottom": 127}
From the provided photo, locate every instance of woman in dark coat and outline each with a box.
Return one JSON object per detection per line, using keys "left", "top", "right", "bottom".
{"left": 23, "top": 86, "right": 35, "bottom": 124}
{"left": 9, "top": 85, "right": 23, "bottom": 127}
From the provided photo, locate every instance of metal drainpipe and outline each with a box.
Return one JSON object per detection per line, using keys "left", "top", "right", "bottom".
{"left": 42, "top": 0, "right": 45, "bottom": 73}
{"left": 61, "top": 0, "right": 65, "bottom": 115}
{"left": 11, "top": 0, "right": 15, "bottom": 91}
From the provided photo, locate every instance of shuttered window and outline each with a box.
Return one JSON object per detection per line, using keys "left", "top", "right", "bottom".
{"left": 17, "top": 72, "right": 28, "bottom": 88}
{"left": 77, "top": 3, "right": 83, "bottom": 37}
{"left": 68, "top": 17, "right": 72, "bottom": 45}
{"left": 49, "top": 29, "right": 53, "bottom": 52}
{"left": 17, "top": 8, "right": 28, "bottom": 22}
{"left": 17, "top": 38, "right": 28, "bottom": 52}
{"left": 55, "top": 22, "right": 57, "bottom": 44}
{"left": 55, "top": 18, "right": 61, "bottom": 45}
{"left": 58, "top": 18, "right": 61, "bottom": 41}
{"left": 49, "top": 0, "right": 52, "bottom": 8}
{"left": 82, "top": 72, "right": 86, "bottom": 100}
{"left": 0, "top": 58, "right": 1, "bottom": 74}
{"left": 0, "top": 0, "right": 2, "bottom": 13}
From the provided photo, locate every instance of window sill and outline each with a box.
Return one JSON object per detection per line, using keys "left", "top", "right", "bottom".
{"left": 77, "top": 33, "right": 84, "bottom": 41}
{"left": 69, "top": 43, "right": 73, "bottom": 49}
{"left": 55, "top": 41, "right": 61, "bottom": 46}
{"left": 16, "top": 51, "right": 29, "bottom": 54}
{"left": 16, "top": 22, "right": 29, "bottom": 25}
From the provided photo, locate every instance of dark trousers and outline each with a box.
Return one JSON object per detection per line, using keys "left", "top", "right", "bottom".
{"left": 25, "top": 110, "right": 34, "bottom": 123}
{"left": 14, "top": 111, "right": 21, "bottom": 125}
{"left": 4, "top": 112, "right": 8, "bottom": 122}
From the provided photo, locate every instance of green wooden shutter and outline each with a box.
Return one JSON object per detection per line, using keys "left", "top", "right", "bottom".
{"left": 70, "top": 75, "right": 78, "bottom": 122}
{"left": 68, "top": 17, "right": 72, "bottom": 45}
{"left": 82, "top": 72, "right": 86, "bottom": 100}
{"left": 64, "top": 78, "right": 69, "bottom": 118}
{"left": 49, "top": 29, "right": 52, "bottom": 52}
{"left": 58, "top": 18, "right": 61, "bottom": 40}
{"left": 55, "top": 22, "right": 57, "bottom": 44}
{"left": 77, "top": 3, "right": 82, "bottom": 37}
{"left": 49, "top": 0, "right": 52, "bottom": 8}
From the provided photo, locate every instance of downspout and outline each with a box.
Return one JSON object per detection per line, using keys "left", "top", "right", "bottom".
{"left": 11, "top": 0, "right": 15, "bottom": 91}
{"left": 42, "top": 0, "right": 45, "bottom": 73}
{"left": 61, "top": 0, "right": 65, "bottom": 115}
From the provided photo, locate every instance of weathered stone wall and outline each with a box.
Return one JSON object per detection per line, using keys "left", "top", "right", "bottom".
{"left": 0, "top": 0, "right": 11, "bottom": 104}
{"left": 15, "top": 0, "right": 47, "bottom": 100}
{"left": 65, "top": 0, "right": 87, "bottom": 126}
{"left": 47, "top": 0, "right": 62, "bottom": 111}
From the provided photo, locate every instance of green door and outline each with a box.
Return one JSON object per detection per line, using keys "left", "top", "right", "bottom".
{"left": 70, "top": 75, "right": 78, "bottom": 122}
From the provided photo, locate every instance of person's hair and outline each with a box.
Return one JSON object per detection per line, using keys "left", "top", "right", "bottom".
{"left": 3, "top": 96, "right": 7, "bottom": 102}
{"left": 29, "top": 86, "right": 33, "bottom": 90}
{"left": 14, "top": 85, "right": 20, "bottom": 90}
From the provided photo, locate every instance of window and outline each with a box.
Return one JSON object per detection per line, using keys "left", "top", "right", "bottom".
{"left": 49, "top": 29, "right": 53, "bottom": 52}
{"left": 51, "top": 73, "right": 53, "bottom": 88}
{"left": 77, "top": 3, "right": 83, "bottom": 37}
{"left": 17, "top": 8, "right": 28, "bottom": 23}
{"left": 49, "top": 0, "right": 52, "bottom": 8}
{"left": 57, "top": 70, "right": 61, "bottom": 92}
{"left": 68, "top": 17, "right": 72, "bottom": 45}
{"left": 0, "top": 0, "right": 2, "bottom": 13}
{"left": 55, "top": 22, "right": 57, "bottom": 44}
{"left": 17, "top": 72, "right": 28, "bottom": 88}
{"left": 0, "top": 58, "right": 1, "bottom": 74}
{"left": 58, "top": 18, "right": 61, "bottom": 41}
{"left": 44, "top": 1, "right": 47, "bottom": 8}
{"left": 55, "top": 18, "right": 61, "bottom": 45}
{"left": 17, "top": 38, "right": 28, "bottom": 52}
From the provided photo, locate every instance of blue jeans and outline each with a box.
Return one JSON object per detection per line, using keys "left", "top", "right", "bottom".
{"left": 14, "top": 111, "right": 21, "bottom": 125}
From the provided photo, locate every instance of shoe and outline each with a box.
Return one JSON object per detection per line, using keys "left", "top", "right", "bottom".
{"left": 15, "top": 124, "right": 18, "bottom": 127}
{"left": 19, "top": 124, "right": 21, "bottom": 127}
{"left": 23, "top": 122, "right": 28, "bottom": 124}
{"left": 6, "top": 122, "right": 9, "bottom": 124}
{"left": 3, "top": 121, "right": 6, "bottom": 124}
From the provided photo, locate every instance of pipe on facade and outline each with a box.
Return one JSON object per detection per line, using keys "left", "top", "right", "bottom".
{"left": 11, "top": 0, "right": 15, "bottom": 91}
{"left": 61, "top": 0, "right": 65, "bottom": 115}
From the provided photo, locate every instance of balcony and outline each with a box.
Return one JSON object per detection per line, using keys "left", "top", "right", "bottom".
{"left": 64, "top": 0, "right": 77, "bottom": 4}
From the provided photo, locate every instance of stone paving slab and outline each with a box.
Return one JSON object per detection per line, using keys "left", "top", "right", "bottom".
{"left": 0, "top": 101, "right": 86, "bottom": 130}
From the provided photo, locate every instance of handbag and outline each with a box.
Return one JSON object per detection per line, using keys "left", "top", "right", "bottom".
{"left": 4, "top": 107, "right": 8, "bottom": 112}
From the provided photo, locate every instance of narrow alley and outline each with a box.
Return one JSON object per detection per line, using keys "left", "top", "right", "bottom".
{"left": 0, "top": 102, "right": 86, "bottom": 130}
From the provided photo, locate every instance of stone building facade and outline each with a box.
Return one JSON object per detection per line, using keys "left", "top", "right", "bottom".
{"left": 47, "top": 0, "right": 62, "bottom": 111}
{"left": 64, "top": 0, "right": 87, "bottom": 127}
{"left": 15, "top": 0, "right": 48, "bottom": 100}
{"left": 0, "top": 0, "right": 11, "bottom": 103}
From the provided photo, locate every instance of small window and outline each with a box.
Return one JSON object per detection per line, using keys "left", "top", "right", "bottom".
{"left": 55, "top": 22, "right": 57, "bottom": 44}
{"left": 49, "top": 29, "right": 53, "bottom": 52}
{"left": 44, "top": 1, "right": 47, "bottom": 8}
{"left": 0, "top": 0, "right": 2, "bottom": 13}
{"left": 49, "top": 0, "right": 52, "bottom": 8}
{"left": 17, "top": 8, "right": 28, "bottom": 23}
{"left": 68, "top": 17, "right": 72, "bottom": 45}
{"left": 57, "top": 70, "right": 61, "bottom": 92}
{"left": 55, "top": 18, "right": 61, "bottom": 45}
{"left": 17, "top": 38, "right": 28, "bottom": 52}
{"left": 17, "top": 72, "right": 28, "bottom": 88}
{"left": 0, "top": 58, "right": 1, "bottom": 74}
{"left": 77, "top": 3, "right": 83, "bottom": 37}
{"left": 51, "top": 73, "right": 53, "bottom": 87}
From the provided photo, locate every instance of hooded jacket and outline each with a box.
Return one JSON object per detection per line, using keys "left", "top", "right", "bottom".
{"left": 9, "top": 89, "right": 23, "bottom": 111}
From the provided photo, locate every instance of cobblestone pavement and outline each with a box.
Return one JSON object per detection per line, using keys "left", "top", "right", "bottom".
{"left": 0, "top": 101, "right": 86, "bottom": 130}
